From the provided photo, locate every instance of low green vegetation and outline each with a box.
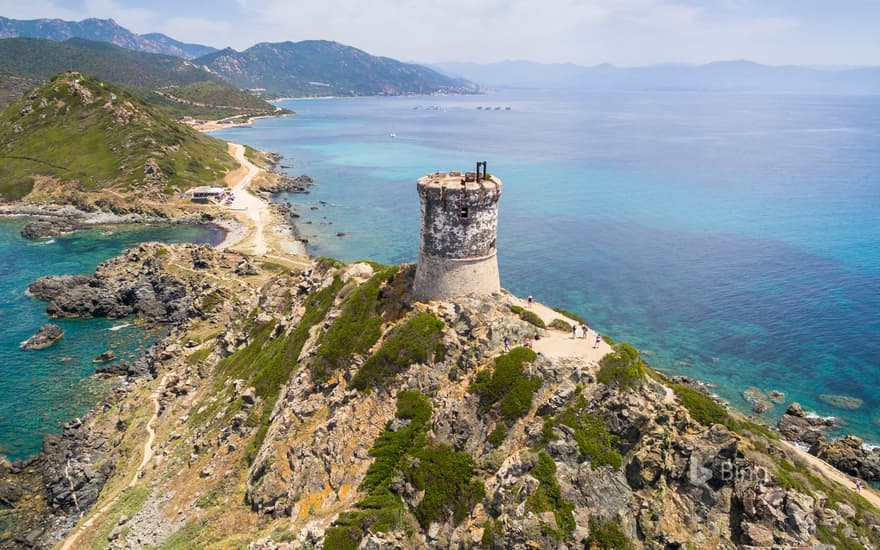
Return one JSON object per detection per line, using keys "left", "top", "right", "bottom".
{"left": 480, "top": 518, "right": 503, "bottom": 549}
{"left": 670, "top": 383, "right": 735, "bottom": 429}
{"left": 405, "top": 443, "right": 485, "bottom": 528}
{"left": 185, "top": 347, "right": 211, "bottom": 366}
{"left": 585, "top": 517, "right": 632, "bottom": 550}
{"left": 326, "top": 390, "right": 481, "bottom": 548}
{"left": 549, "top": 318, "right": 572, "bottom": 332}
{"left": 351, "top": 311, "right": 445, "bottom": 391}
{"left": 596, "top": 342, "right": 645, "bottom": 391}
{"left": 543, "top": 393, "right": 622, "bottom": 470}
{"left": 311, "top": 267, "right": 397, "bottom": 382}
{"left": 470, "top": 347, "right": 541, "bottom": 424}
{"left": 527, "top": 452, "right": 575, "bottom": 539}
{"left": 552, "top": 307, "right": 587, "bottom": 325}
{"left": 509, "top": 304, "right": 546, "bottom": 328}
{"left": 488, "top": 423, "right": 508, "bottom": 447}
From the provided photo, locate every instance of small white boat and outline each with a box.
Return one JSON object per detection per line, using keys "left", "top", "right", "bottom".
{"left": 390, "top": 132, "right": 397, "bottom": 138}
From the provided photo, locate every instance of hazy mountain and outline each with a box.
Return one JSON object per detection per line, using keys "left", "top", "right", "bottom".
{"left": 0, "top": 38, "right": 281, "bottom": 118}
{"left": 433, "top": 59, "right": 880, "bottom": 94}
{"left": 195, "top": 40, "right": 479, "bottom": 98}
{"left": 0, "top": 16, "right": 217, "bottom": 60}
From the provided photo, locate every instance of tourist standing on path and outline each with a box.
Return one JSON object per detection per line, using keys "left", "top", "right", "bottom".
{"left": 527, "top": 295, "right": 533, "bottom": 307}
{"left": 572, "top": 325, "right": 578, "bottom": 339}
{"left": 594, "top": 334, "right": 601, "bottom": 349}
{"left": 581, "top": 324, "right": 589, "bottom": 339}
{"left": 504, "top": 336, "right": 510, "bottom": 352}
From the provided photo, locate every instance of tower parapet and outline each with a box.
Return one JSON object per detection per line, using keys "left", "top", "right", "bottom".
{"left": 413, "top": 165, "right": 502, "bottom": 301}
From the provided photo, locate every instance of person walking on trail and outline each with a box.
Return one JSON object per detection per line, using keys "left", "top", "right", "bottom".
{"left": 527, "top": 295, "right": 533, "bottom": 307}
{"left": 572, "top": 324, "right": 578, "bottom": 339}
{"left": 594, "top": 333, "right": 601, "bottom": 349}
{"left": 504, "top": 337, "right": 510, "bottom": 352}
{"left": 581, "top": 323, "right": 589, "bottom": 339}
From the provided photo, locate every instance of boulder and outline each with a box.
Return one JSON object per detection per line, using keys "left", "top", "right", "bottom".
{"left": 93, "top": 350, "right": 116, "bottom": 363}
{"left": 777, "top": 402, "right": 836, "bottom": 446}
{"left": 19, "top": 218, "right": 81, "bottom": 240}
{"left": 19, "top": 324, "right": 64, "bottom": 350}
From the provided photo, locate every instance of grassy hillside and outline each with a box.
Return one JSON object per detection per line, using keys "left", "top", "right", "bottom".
{"left": 196, "top": 40, "right": 479, "bottom": 98}
{"left": 0, "top": 38, "right": 281, "bottom": 118}
{"left": 0, "top": 72, "right": 234, "bottom": 201}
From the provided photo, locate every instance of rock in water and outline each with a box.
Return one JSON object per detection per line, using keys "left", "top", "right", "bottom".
{"left": 93, "top": 350, "right": 116, "bottom": 363}
{"left": 20, "top": 219, "right": 81, "bottom": 240}
{"left": 814, "top": 435, "right": 880, "bottom": 481}
{"left": 19, "top": 324, "right": 63, "bottom": 350}
{"left": 818, "top": 394, "right": 864, "bottom": 410}
{"left": 777, "top": 402, "right": 837, "bottom": 446}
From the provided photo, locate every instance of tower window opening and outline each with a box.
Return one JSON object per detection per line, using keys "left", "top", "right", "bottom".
{"left": 459, "top": 206, "right": 469, "bottom": 219}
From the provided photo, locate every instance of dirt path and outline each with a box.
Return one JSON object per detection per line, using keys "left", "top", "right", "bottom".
{"left": 515, "top": 297, "right": 613, "bottom": 362}
{"left": 224, "top": 143, "right": 268, "bottom": 256}
{"left": 781, "top": 440, "right": 880, "bottom": 510}
{"left": 57, "top": 374, "right": 167, "bottom": 550}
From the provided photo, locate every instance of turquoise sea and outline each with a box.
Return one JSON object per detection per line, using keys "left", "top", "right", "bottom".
{"left": 0, "top": 220, "right": 223, "bottom": 460}
{"left": 213, "top": 90, "right": 880, "bottom": 442}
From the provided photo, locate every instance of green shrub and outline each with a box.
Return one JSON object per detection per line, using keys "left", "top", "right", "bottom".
{"left": 470, "top": 347, "right": 541, "bottom": 423}
{"left": 552, "top": 307, "right": 587, "bottom": 325}
{"left": 519, "top": 309, "right": 546, "bottom": 329}
{"left": 527, "top": 452, "right": 575, "bottom": 539}
{"left": 585, "top": 518, "right": 631, "bottom": 550}
{"left": 406, "top": 443, "right": 485, "bottom": 528}
{"left": 596, "top": 343, "right": 645, "bottom": 390}
{"left": 549, "top": 318, "right": 572, "bottom": 332}
{"left": 351, "top": 312, "right": 445, "bottom": 390}
{"left": 185, "top": 348, "right": 211, "bottom": 366}
{"left": 670, "top": 384, "right": 734, "bottom": 428}
{"left": 509, "top": 304, "right": 524, "bottom": 315}
{"left": 311, "top": 267, "right": 397, "bottom": 382}
{"left": 488, "top": 423, "right": 507, "bottom": 447}
{"left": 551, "top": 395, "right": 622, "bottom": 469}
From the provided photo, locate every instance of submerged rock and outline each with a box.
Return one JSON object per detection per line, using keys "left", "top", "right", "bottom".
{"left": 19, "top": 324, "right": 64, "bottom": 350}
{"left": 819, "top": 394, "right": 864, "bottom": 410}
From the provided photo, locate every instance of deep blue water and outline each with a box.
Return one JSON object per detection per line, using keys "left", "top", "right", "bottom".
{"left": 0, "top": 220, "right": 223, "bottom": 459}
{"left": 214, "top": 90, "right": 880, "bottom": 442}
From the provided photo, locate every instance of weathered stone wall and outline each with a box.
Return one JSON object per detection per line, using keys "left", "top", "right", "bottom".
{"left": 413, "top": 172, "right": 502, "bottom": 300}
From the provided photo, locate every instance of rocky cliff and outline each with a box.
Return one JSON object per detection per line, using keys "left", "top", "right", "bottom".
{"left": 2, "top": 247, "right": 879, "bottom": 549}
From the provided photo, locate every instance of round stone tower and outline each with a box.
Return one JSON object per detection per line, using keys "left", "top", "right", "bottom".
{"left": 413, "top": 164, "right": 502, "bottom": 301}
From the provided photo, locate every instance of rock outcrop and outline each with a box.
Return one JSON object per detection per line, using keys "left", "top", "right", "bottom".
{"left": 19, "top": 323, "right": 63, "bottom": 350}
{"left": 777, "top": 402, "right": 837, "bottom": 447}
{"left": 813, "top": 435, "right": 880, "bottom": 481}
{"left": 19, "top": 218, "right": 81, "bottom": 240}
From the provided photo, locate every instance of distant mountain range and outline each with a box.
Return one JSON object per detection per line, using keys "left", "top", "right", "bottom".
{"left": 195, "top": 41, "right": 479, "bottom": 98}
{"left": 432, "top": 60, "right": 880, "bottom": 94}
{"left": 0, "top": 16, "right": 216, "bottom": 59}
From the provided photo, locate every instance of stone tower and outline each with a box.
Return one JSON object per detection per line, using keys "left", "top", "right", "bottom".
{"left": 413, "top": 163, "right": 502, "bottom": 301}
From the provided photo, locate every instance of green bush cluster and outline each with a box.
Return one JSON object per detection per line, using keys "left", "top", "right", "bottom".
{"left": 488, "top": 423, "right": 508, "bottom": 447}
{"left": 527, "top": 452, "right": 576, "bottom": 539}
{"left": 670, "top": 384, "right": 734, "bottom": 428}
{"left": 351, "top": 312, "right": 445, "bottom": 391}
{"left": 596, "top": 342, "right": 645, "bottom": 391}
{"left": 546, "top": 395, "right": 622, "bottom": 470}
{"left": 326, "top": 390, "right": 485, "bottom": 548}
{"left": 549, "top": 318, "right": 572, "bottom": 332}
{"left": 551, "top": 307, "right": 587, "bottom": 325}
{"left": 311, "top": 267, "right": 397, "bottom": 382}
{"left": 470, "top": 347, "right": 541, "bottom": 424}
{"left": 585, "top": 517, "right": 632, "bottom": 549}
{"left": 405, "top": 444, "right": 486, "bottom": 528}
{"left": 508, "top": 304, "right": 547, "bottom": 329}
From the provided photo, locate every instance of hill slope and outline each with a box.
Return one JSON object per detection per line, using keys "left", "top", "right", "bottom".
{"left": 196, "top": 40, "right": 479, "bottom": 97}
{"left": 0, "top": 38, "right": 282, "bottom": 118}
{"left": 0, "top": 16, "right": 217, "bottom": 59}
{"left": 0, "top": 72, "right": 233, "bottom": 202}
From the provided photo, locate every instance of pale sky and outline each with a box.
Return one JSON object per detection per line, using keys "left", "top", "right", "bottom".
{"left": 1, "top": 0, "right": 878, "bottom": 66}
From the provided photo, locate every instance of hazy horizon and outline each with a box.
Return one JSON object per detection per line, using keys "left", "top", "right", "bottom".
{"left": 0, "top": 1, "right": 878, "bottom": 68}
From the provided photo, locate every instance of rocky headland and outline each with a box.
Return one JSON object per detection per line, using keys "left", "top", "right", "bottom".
{"left": 2, "top": 247, "right": 880, "bottom": 549}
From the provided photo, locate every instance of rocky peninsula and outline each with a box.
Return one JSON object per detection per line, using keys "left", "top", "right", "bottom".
{"left": 2, "top": 244, "right": 880, "bottom": 549}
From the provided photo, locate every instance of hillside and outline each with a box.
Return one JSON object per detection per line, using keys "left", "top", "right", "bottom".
{"left": 2, "top": 248, "right": 879, "bottom": 549}
{"left": 0, "top": 72, "right": 233, "bottom": 203}
{"left": 0, "top": 38, "right": 282, "bottom": 119}
{"left": 195, "top": 40, "right": 479, "bottom": 98}
{"left": 0, "top": 16, "right": 216, "bottom": 59}
{"left": 433, "top": 59, "right": 880, "bottom": 94}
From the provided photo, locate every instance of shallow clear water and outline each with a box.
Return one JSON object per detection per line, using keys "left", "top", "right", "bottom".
{"left": 0, "top": 220, "right": 223, "bottom": 459}
{"left": 212, "top": 90, "right": 880, "bottom": 442}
